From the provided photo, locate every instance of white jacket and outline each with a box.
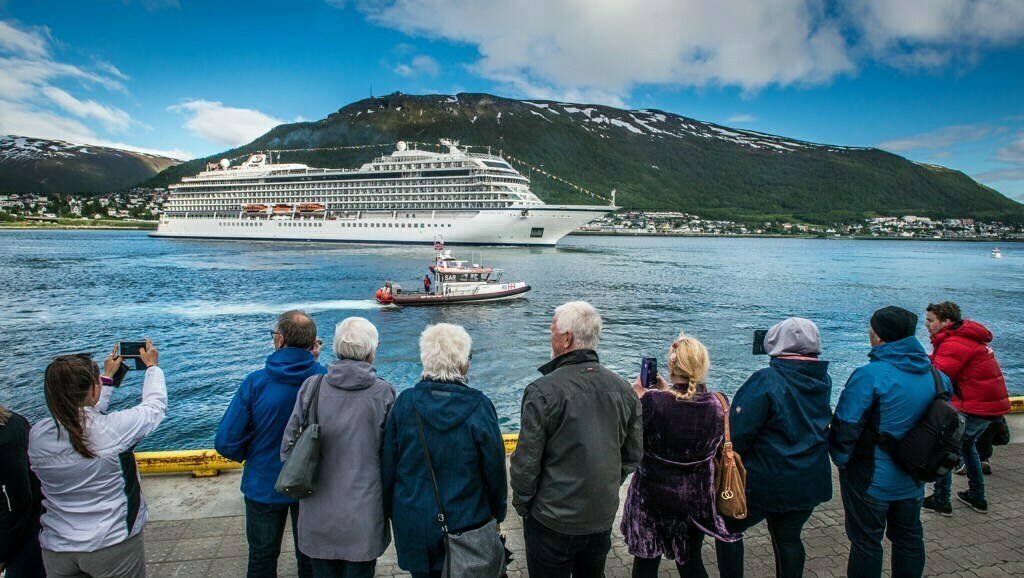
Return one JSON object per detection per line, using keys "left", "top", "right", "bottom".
{"left": 29, "top": 366, "right": 167, "bottom": 552}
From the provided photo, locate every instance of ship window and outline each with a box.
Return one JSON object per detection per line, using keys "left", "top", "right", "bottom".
{"left": 531, "top": 227, "right": 545, "bottom": 238}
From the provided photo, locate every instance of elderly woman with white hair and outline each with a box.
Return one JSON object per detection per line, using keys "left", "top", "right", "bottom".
{"left": 381, "top": 323, "right": 507, "bottom": 578}
{"left": 713, "top": 317, "right": 834, "bottom": 578}
{"left": 281, "top": 317, "right": 396, "bottom": 578}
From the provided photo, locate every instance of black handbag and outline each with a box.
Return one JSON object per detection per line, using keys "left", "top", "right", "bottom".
{"left": 991, "top": 416, "right": 1011, "bottom": 446}
{"left": 275, "top": 375, "right": 325, "bottom": 499}
{"left": 415, "top": 411, "right": 506, "bottom": 578}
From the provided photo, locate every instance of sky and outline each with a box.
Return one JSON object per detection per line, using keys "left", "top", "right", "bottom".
{"left": 1, "top": 0, "right": 1023, "bottom": 202}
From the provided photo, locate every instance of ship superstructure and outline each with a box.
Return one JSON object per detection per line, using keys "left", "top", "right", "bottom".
{"left": 152, "top": 140, "right": 613, "bottom": 246}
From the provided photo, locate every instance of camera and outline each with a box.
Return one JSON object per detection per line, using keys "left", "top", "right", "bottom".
{"left": 752, "top": 329, "right": 768, "bottom": 355}
{"left": 640, "top": 357, "right": 658, "bottom": 389}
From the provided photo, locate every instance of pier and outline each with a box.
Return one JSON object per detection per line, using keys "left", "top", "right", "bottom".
{"left": 137, "top": 414, "right": 1024, "bottom": 577}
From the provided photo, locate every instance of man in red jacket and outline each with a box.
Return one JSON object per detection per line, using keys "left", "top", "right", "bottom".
{"left": 921, "top": 301, "right": 1010, "bottom": 516}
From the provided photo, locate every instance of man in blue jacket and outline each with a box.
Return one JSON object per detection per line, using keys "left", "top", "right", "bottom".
{"left": 829, "top": 306, "right": 951, "bottom": 578}
{"left": 216, "top": 310, "right": 325, "bottom": 578}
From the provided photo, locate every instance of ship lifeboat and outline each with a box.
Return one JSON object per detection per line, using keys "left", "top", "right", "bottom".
{"left": 272, "top": 204, "right": 293, "bottom": 213}
{"left": 297, "top": 203, "right": 326, "bottom": 214}
{"left": 375, "top": 283, "right": 397, "bottom": 304}
{"left": 243, "top": 203, "right": 268, "bottom": 215}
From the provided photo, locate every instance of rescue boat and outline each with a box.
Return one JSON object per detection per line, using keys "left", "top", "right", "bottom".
{"left": 375, "top": 241, "right": 531, "bottom": 306}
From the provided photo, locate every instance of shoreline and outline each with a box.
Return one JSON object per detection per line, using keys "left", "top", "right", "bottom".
{"left": 569, "top": 231, "right": 1023, "bottom": 242}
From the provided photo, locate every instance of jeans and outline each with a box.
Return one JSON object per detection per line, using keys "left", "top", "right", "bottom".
{"left": 245, "top": 497, "right": 314, "bottom": 578}
{"left": 523, "top": 516, "right": 611, "bottom": 578}
{"left": 632, "top": 531, "right": 709, "bottom": 577}
{"left": 934, "top": 413, "right": 991, "bottom": 503}
{"left": 715, "top": 507, "right": 814, "bottom": 578}
{"left": 839, "top": 470, "right": 924, "bottom": 578}
{"left": 309, "top": 558, "right": 376, "bottom": 578}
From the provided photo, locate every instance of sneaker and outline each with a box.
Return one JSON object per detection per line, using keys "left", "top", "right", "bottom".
{"left": 954, "top": 464, "right": 967, "bottom": 476}
{"left": 956, "top": 491, "right": 988, "bottom": 513}
{"left": 982, "top": 461, "right": 992, "bottom": 475}
{"left": 922, "top": 494, "right": 953, "bottom": 517}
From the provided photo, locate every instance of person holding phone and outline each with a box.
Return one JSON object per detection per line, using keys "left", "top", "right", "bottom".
{"left": 29, "top": 340, "right": 166, "bottom": 578}
{"left": 713, "top": 318, "right": 833, "bottom": 578}
{"left": 621, "top": 332, "right": 739, "bottom": 578}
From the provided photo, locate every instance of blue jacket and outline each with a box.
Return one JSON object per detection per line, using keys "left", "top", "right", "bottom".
{"left": 215, "top": 347, "right": 326, "bottom": 504}
{"left": 829, "top": 337, "right": 952, "bottom": 501}
{"left": 730, "top": 357, "right": 833, "bottom": 512}
{"left": 382, "top": 380, "right": 507, "bottom": 574}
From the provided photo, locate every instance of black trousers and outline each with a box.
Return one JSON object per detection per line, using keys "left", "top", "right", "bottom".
{"left": 631, "top": 531, "right": 709, "bottom": 578}
{"left": 523, "top": 516, "right": 611, "bottom": 578}
{"left": 714, "top": 507, "right": 814, "bottom": 578}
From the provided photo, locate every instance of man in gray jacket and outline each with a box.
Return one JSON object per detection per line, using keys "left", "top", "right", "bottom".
{"left": 511, "top": 301, "right": 643, "bottom": 578}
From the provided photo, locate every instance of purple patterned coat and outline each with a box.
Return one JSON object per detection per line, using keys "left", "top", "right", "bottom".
{"left": 620, "top": 389, "right": 740, "bottom": 564}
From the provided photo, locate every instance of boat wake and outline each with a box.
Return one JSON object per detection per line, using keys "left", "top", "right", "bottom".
{"left": 165, "top": 299, "right": 385, "bottom": 318}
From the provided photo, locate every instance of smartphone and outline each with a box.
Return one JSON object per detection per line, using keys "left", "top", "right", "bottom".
{"left": 119, "top": 341, "right": 147, "bottom": 358}
{"left": 640, "top": 357, "right": 658, "bottom": 388}
{"left": 752, "top": 329, "right": 768, "bottom": 355}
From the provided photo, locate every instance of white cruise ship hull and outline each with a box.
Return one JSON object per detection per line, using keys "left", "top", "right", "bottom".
{"left": 150, "top": 206, "right": 609, "bottom": 246}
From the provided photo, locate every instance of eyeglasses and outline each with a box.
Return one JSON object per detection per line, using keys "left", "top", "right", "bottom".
{"left": 468, "top": 351, "right": 474, "bottom": 361}
{"left": 270, "top": 330, "right": 281, "bottom": 339}
{"left": 74, "top": 352, "right": 94, "bottom": 359}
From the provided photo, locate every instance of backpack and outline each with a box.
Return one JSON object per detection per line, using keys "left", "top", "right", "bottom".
{"left": 876, "top": 367, "right": 966, "bottom": 483}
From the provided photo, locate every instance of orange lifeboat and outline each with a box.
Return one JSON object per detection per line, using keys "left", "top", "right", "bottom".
{"left": 272, "top": 204, "right": 293, "bottom": 213}
{"left": 243, "top": 203, "right": 268, "bottom": 214}
{"left": 297, "top": 203, "right": 326, "bottom": 213}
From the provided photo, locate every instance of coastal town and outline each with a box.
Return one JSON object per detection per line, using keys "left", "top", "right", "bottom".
{"left": 2, "top": 190, "right": 1023, "bottom": 239}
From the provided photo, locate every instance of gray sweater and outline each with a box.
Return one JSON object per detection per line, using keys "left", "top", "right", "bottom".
{"left": 282, "top": 359, "right": 396, "bottom": 561}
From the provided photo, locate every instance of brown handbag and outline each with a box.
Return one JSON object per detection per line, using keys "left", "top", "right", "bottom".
{"left": 713, "top": 392, "right": 748, "bottom": 519}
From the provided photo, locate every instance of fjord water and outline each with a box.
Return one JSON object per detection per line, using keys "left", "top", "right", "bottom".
{"left": 1, "top": 230, "right": 1021, "bottom": 450}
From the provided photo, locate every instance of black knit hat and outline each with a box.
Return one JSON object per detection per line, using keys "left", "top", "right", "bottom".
{"left": 870, "top": 306, "right": 918, "bottom": 343}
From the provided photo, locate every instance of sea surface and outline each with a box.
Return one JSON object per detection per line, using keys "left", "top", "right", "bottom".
{"left": 1, "top": 230, "right": 1021, "bottom": 450}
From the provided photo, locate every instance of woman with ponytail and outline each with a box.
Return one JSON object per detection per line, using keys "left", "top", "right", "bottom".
{"left": 29, "top": 340, "right": 166, "bottom": 578}
{"left": 620, "top": 332, "right": 739, "bottom": 578}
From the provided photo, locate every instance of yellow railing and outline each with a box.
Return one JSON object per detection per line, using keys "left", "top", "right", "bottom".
{"left": 138, "top": 399, "right": 1024, "bottom": 477}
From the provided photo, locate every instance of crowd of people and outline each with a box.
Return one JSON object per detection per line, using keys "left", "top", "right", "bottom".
{"left": 0, "top": 300, "right": 1012, "bottom": 578}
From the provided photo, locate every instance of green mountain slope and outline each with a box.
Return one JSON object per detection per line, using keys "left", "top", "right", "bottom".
{"left": 147, "top": 93, "right": 1023, "bottom": 223}
{"left": 1, "top": 136, "right": 181, "bottom": 194}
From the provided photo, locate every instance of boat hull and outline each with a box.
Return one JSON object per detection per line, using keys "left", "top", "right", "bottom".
{"left": 150, "top": 207, "right": 611, "bottom": 247}
{"left": 383, "top": 285, "right": 531, "bottom": 306}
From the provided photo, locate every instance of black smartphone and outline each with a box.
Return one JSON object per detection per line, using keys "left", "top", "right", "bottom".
{"left": 752, "top": 329, "right": 768, "bottom": 355}
{"left": 119, "top": 341, "right": 147, "bottom": 358}
{"left": 640, "top": 357, "right": 658, "bottom": 388}
{"left": 110, "top": 361, "right": 130, "bottom": 387}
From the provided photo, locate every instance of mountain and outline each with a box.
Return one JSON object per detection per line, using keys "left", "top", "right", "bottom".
{"left": 147, "top": 93, "right": 1024, "bottom": 223}
{"left": 0, "top": 136, "right": 182, "bottom": 194}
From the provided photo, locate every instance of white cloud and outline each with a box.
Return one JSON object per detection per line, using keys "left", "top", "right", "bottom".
{"left": 0, "top": 20, "right": 50, "bottom": 58}
{"left": 341, "top": 0, "right": 1024, "bottom": 105}
{"left": 975, "top": 168, "right": 1024, "bottom": 182}
{"left": 0, "top": 99, "right": 189, "bottom": 160}
{"left": 995, "top": 135, "right": 1024, "bottom": 164}
{"left": 877, "top": 125, "right": 992, "bottom": 152}
{"left": 394, "top": 54, "right": 440, "bottom": 77}
{"left": 727, "top": 114, "right": 757, "bottom": 124}
{"left": 169, "top": 99, "right": 284, "bottom": 147}
{"left": 844, "top": 0, "right": 1024, "bottom": 69}
{"left": 42, "top": 86, "right": 133, "bottom": 132}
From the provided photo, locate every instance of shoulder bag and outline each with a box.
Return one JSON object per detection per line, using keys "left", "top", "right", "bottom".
{"left": 275, "top": 375, "right": 325, "bottom": 499}
{"left": 713, "top": 391, "right": 748, "bottom": 520}
{"left": 415, "top": 411, "right": 506, "bottom": 578}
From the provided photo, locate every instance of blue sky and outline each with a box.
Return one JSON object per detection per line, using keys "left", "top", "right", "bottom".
{"left": 2, "top": 0, "right": 1023, "bottom": 202}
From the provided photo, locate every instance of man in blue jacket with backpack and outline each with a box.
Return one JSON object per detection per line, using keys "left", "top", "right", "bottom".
{"left": 216, "top": 310, "right": 326, "bottom": 578}
{"left": 830, "top": 306, "right": 952, "bottom": 578}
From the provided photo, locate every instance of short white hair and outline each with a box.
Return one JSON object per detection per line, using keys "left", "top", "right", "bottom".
{"left": 333, "top": 317, "right": 378, "bottom": 361}
{"left": 419, "top": 323, "right": 472, "bottom": 383}
{"left": 553, "top": 301, "right": 602, "bottom": 351}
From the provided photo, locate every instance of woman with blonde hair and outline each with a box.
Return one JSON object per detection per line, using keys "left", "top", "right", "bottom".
{"left": 620, "top": 332, "right": 739, "bottom": 578}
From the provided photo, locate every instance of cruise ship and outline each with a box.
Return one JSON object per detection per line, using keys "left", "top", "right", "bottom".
{"left": 152, "top": 139, "right": 614, "bottom": 246}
